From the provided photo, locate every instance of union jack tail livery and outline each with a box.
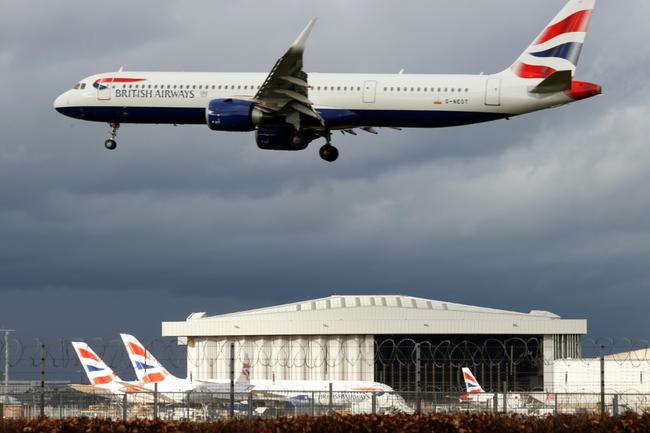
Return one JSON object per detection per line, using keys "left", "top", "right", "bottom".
{"left": 462, "top": 368, "right": 485, "bottom": 394}
{"left": 71, "top": 342, "right": 122, "bottom": 391}
{"left": 120, "top": 333, "right": 176, "bottom": 384}
{"left": 509, "top": 0, "right": 595, "bottom": 79}
{"left": 239, "top": 357, "right": 251, "bottom": 384}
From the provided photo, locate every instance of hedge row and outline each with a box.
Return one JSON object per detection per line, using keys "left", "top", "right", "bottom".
{"left": 3, "top": 412, "right": 650, "bottom": 433}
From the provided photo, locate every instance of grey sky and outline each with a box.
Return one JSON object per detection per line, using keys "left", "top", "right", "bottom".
{"left": 1, "top": 0, "right": 649, "bottom": 379}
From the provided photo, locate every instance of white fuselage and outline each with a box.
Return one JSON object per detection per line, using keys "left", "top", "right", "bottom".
{"left": 54, "top": 71, "right": 576, "bottom": 129}
{"left": 247, "top": 379, "right": 412, "bottom": 413}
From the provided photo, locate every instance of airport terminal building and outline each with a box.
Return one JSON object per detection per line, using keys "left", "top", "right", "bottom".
{"left": 162, "top": 295, "right": 586, "bottom": 393}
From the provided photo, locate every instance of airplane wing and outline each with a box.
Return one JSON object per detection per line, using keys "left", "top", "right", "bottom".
{"left": 254, "top": 18, "right": 324, "bottom": 130}
{"left": 114, "top": 381, "right": 175, "bottom": 403}
{"left": 69, "top": 384, "right": 116, "bottom": 397}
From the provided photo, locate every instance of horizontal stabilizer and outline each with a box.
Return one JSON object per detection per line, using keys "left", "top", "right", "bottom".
{"left": 530, "top": 70, "right": 572, "bottom": 94}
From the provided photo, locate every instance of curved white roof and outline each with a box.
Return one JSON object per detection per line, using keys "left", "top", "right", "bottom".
{"left": 162, "top": 295, "right": 586, "bottom": 337}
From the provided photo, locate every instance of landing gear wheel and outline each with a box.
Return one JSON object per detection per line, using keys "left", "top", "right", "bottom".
{"left": 319, "top": 144, "right": 339, "bottom": 162}
{"left": 104, "top": 139, "right": 117, "bottom": 150}
{"left": 105, "top": 122, "right": 120, "bottom": 150}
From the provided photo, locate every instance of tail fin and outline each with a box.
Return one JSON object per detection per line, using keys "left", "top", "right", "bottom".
{"left": 71, "top": 342, "right": 121, "bottom": 390}
{"left": 508, "top": 0, "right": 596, "bottom": 79}
{"left": 120, "top": 333, "right": 175, "bottom": 384}
{"left": 237, "top": 358, "right": 251, "bottom": 384}
{"left": 461, "top": 368, "right": 485, "bottom": 394}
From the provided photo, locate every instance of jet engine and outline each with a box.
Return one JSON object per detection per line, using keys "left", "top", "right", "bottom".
{"left": 206, "top": 98, "right": 268, "bottom": 132}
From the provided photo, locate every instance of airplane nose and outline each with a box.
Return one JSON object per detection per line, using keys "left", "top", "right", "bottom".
{"left": 53, "top": 91, "right": 70, "bottom": 112}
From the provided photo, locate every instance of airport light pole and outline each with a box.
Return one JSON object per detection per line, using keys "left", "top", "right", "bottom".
{"left": 0, "top": 329, "right": 14, "bottom": 400}
{"left": 600, "top": 345, "right": 605, "bottom": 416}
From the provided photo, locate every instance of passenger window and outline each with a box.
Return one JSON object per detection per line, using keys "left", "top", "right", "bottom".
{"left": 397, "top": 87, "right": 401, "bottom": 92}
{"left": 357, "top": 86, "right": 361, "bottom": 91}
{"left": 451, "top": 88, "right": 455, "bottom": 92}
{"left": 424, "top": 88, "right": 427, "bottom": 92}
{"left": 410, "top": 87, "right": 414, "bottom": 92}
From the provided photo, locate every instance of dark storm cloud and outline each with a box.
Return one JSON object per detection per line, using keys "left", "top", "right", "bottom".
{"left": 1, "top": 0, "right": 650, "bottom": 359}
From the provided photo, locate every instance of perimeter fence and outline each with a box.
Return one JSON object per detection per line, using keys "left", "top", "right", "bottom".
{"left": 2, "top": 336, "right": 650, "bottom": 394}
{"left": 2, "top": 387, "right": 650, "bottom": 420}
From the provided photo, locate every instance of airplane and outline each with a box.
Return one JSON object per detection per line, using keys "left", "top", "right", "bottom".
{"left": 53, "top": 0, "right": 600, "bottom": 162}
{"left": 70, "top": 341, "right": 142, "bottom": 396}
{"left": 460, "top": 367, "right": 542, "bottom": 412}
{"left": 237, "top": 372, "right": 414, "bottom": 414}
{"left": 119, "top": 333, "right": 252, "bottom": 400}
{"left": 460, "top": 367, "right": 493, "bottom": 404}
{"left": 121, "top": 334, "right": 412, "bottom": 414}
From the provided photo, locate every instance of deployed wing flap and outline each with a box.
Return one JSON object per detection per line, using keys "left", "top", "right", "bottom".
{"left": 273, "top": 88, "right": 313, "bottom": 106}
{"left": 280, "top": 76, "right": 309, "bottom": 87}
{"left": 255, "top": 19, "right": 323, "bottom": 129}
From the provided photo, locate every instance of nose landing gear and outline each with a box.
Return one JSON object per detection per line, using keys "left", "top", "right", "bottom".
{"left": 104, "top": 123, "right": 119, "bottom": 150}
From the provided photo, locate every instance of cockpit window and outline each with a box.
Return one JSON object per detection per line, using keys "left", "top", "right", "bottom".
{"left": 73, "top": 83, "right": 81, "bottom": 89}
{"left": 80, "top": 83, "right": 86, "bottom": 89}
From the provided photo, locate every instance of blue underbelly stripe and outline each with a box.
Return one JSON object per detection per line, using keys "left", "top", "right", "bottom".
{"left": 56, "top": 106, "right": 510, "bottom": 128}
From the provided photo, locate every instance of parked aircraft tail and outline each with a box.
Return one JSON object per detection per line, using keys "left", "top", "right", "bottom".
{"left": 71, "top": 342, "right": 122, "bottom": 391}
{"left": 507, "top": 0, "right": 596, "bottom": 79}
{"left": 238, "top": 357, "right": 251, "bottom": 384}
{"left": 461, "top": 368, "right": 485, "bottom": 394}
{"left": 120, "top": 333, "right": 177, "bottom": 384}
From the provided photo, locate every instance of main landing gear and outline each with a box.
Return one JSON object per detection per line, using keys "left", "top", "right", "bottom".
{"left": 104, "top": 123, "right": 119, "bottom": 150}
{"left": 319, "top": 131, "right": 339, "bottom": 162}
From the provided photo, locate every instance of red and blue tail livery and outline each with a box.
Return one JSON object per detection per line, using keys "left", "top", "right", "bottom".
{"left": 54, "top": 0, "right": 601, "bottom": 163}
{"left": 462, "top": 368, "right": 486, "bottom": 394}
{"left": 511, "top": 0, "right": 595, "bottom": 79}
{"left": 120, "top": 333, "right": 171, "bottom": 384}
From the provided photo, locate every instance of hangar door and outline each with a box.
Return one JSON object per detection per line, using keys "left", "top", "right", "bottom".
{"left": 484, "top": 77, "right": 501, "bottom": 106}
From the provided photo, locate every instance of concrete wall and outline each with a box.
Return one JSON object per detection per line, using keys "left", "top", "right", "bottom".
{"left": 551, "top": 359, "right": 650, "bottom": 394}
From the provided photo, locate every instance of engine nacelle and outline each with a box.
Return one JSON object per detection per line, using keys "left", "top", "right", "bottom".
{"left": 206, "top": 99, "right": 257, "bottom": 131}
{"left": 256, "top": 127, "right": 317, "bottom": 151}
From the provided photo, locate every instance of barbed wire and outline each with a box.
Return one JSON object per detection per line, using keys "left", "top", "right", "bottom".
{"left": 2, "top": 336, "right": 650, "bottom": 382}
